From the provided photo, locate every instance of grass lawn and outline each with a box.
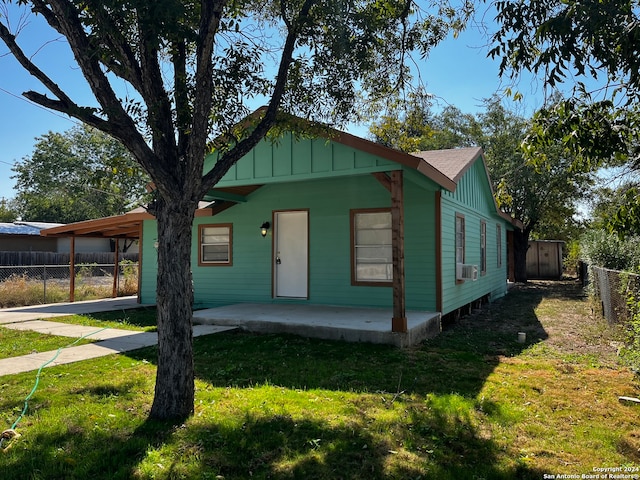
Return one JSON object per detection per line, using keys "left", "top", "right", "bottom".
{"left": 1, "top": 280, "right": 639, "bottom": 479}
{"left": 50, "top": 307, "right": 158, "bottom": 332}
{"left": 0, "top": 307, "right": 155, "bottom": 360}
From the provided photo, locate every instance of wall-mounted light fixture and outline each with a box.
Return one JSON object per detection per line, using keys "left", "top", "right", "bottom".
{"left": 260, "top": 221, "right": 270, "bottom": 237}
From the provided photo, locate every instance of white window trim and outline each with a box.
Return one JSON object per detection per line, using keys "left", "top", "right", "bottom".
{"left": 351, "top": 209, "right": 393, "bottom": 286}
{"left": 198, "top": 223, "right": 232, "bottom": 266}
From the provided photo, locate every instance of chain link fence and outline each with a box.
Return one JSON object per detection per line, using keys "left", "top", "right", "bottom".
{"left": 590, "top": 265, "right": 640, "bottom": 324}
{"left": 0, "top": 262, "right": 139, "bottom": 308}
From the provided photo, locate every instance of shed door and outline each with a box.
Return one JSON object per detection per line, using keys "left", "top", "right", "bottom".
{"left": 274, "top": 211, "right": 308, "bottom": 298}
{"left": 538, "top": 242, "right": 560, "bottom": 278}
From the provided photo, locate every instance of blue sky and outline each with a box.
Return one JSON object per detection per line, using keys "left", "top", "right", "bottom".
{"left": 0, "top": 4, "right": 546, "bottom": 202}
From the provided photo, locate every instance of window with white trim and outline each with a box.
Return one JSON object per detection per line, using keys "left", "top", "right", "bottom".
{"left": 351, "top": 209, "right": 392, "bottom": 285}
{"left": 496, "top": 224, "right": 503, "bottom": 268}
{"left": 480, "top": 220, "right": 487, "bottom": 275}
{"left": 455, "top": 213, "right": 465, "bottom": 265}
{"left": 198, "top": 224, "right": 232, "bottom": 265}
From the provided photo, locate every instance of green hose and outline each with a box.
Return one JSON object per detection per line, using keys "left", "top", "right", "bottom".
{"left": 1, "top": 327, "right": 108, "bottom": 451}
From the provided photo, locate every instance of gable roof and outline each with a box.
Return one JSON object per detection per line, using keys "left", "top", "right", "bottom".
{"left": 411, "top": 147, "right": 483, "bottom": 184}
{"left": 210, "top": 107, "right": 460, "bottom": 192}
{"left": 412, "top": 147, "right": 521, "bottom": 227}
{"left": 40, "top": 118, "right": 521, "bottom": 238}
{"left": 328, "top": 130, "right": 458, "bottom": 191}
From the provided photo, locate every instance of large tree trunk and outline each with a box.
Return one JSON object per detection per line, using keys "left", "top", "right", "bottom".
{"left": 149, "top": 195, "right": 198, "bottom": 420}
{"left": 513, "top": 227, "right": 531, "bottom": 283}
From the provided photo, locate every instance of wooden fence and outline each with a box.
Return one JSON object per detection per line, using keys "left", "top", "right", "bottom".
{"left": 0, "top": 251, "right": 139, "bottom": 266}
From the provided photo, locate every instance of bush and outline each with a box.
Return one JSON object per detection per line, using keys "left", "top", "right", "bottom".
{"left": 0, "top": 274, "right": 68, "bottom": 307}
{"left": 564, "top": 239, "right": 581, "bottom": 275}
{"left": 580, "top": 230, "right": 640, "bottom": 273}
{"left": 118, "top": 260, "right": 138, "bottom": 296}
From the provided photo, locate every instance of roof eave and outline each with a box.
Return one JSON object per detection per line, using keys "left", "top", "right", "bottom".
{"left": 331, "top": 130, "right": 456, "bottom": 190}
{"left": 40, "top": 212, "right": 153, "bottom": 238}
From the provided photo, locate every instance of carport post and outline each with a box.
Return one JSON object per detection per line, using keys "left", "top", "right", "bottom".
{"left": 69, "top": 236, "right": 75, "bottom": 302}
{"left": 391, "top": 170, "right": 407, "bottom": 333}
{"left": 112, "top": 238, "right": 119, "bottom": 298}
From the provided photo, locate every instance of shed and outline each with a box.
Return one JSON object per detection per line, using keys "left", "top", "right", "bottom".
{"left": 526, "top": 240, "right": 564, "bottom": 279}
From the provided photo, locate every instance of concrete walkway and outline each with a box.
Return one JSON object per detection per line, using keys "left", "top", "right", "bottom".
{"left": 0, "top": 296, "right": 144, "bottom": 325}
{"left": 0, "top": 298, "right": 236, "bottom": 376}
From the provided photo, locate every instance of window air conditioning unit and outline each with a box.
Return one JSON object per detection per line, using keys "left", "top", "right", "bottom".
{"left": 456, "top": 263, "right": 478, "bottom": 281}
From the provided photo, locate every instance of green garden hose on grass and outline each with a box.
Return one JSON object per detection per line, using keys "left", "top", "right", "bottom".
{"left": 1, "top": 327, "right": 108, "bottom": 452}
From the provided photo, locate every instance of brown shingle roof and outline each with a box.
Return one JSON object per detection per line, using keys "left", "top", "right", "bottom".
{"left": 411, "top": 147, "right": 521, "bottom": 228}
{"left": 411, "top": 147, "right": 483, "bottom": 184}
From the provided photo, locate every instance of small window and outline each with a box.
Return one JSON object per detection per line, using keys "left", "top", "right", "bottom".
{"left": 455, "top": 214, "right": 465, "bottom": 283}
{"left": 480, "top": 220, "right": 487, "bottom": 275}
{"left": 351, "top": 209, "right": 392, "bottom": 285}
{"left": 496, "top": 224, "right": 502, "bottom": 268}
{"left": 455, "top": 214, "right": 465, "bottom": 265}
{"left": 198, "top": 224, "right": 232, "bottom": 266}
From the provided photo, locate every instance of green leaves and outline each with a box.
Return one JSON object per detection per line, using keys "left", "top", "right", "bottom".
{"left": 369, "top": 94, "right": 594, "bottom": 241}
{"left": 523, "top": 97, "right": 640, "bottom": 173}
{"left": 607, "top": 187, "right": 640, "bottom": 238}
{"left": 0, "top": 197, "right": 18, "bottom": 222}
{"left": 491, "top": 0, "right": 640, "bottom": 185}
{"left": 12, "top": 125, "right": 150, "bottom": 223}
{"left": 492, "top": 0, "right": 640, "bottom": 96}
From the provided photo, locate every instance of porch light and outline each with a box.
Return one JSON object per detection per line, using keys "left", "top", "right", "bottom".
{"left": 260, "top": 221, "right": 270, "bottom": 237}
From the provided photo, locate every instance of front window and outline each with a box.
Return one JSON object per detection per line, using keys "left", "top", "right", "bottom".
{"left": 198, "top": 224, "right": 232, "bottom": 266}
{"left": 351, "top": 209, "right": 392, "bottom": 285}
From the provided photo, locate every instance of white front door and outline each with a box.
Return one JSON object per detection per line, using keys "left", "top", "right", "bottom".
{"left": 274, "top": 210, "right": 308, "bottom": 298}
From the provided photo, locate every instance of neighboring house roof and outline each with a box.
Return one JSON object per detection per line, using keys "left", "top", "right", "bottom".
{"left": 19, "top": 221, "right": 65, "bottom": 230}
{"left": 0, "top": 221, "right": 64, "bottom": 236}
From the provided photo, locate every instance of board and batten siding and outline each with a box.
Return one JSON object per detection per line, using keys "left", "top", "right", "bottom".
{"left": 140, "top": 172, "right": 441, "bottom": 311}
{"left": 439, "top": 160, "right": 509, "bottom": 315}
{"left": 204, "top": 133, "right": 400, "bottom": 188}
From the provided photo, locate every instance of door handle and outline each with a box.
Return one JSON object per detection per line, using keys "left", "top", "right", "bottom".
{"left": 276, "top": 256, "right": 281, "bottom": 265}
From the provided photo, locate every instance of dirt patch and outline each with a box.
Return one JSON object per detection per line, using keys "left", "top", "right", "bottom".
{"left": 449, "top": 278, "right": 628, "bottom": 367}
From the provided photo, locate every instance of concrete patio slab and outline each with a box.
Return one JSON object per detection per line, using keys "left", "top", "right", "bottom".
{"left": 193, "top": 303, "right": 441, "bottom": 347}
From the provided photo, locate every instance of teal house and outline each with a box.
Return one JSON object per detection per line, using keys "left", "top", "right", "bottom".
{"left": 42, "top": 124, "right": 518, "bottom": 343}
{"left": 140, "top": 129, "right": 516, "bottom": 326}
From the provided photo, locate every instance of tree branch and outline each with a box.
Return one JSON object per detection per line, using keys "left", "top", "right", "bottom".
{"left": 134, "top": 4, "right": 177, "bottom": 161}
{"left": 0, "top": 20, "right": 75, "bottom": 109}
{"left": 186, "top": 0, "right": 227, "bottom": 189}
{"left": 88, "top": 5, "right": 145, "bottom": 93}
{"left": 173, "top": 39, "right": 190, "bottom": 157}
{"left": 26, "top": 0, "right": 156, "bottom": 168}
{"left": 199, "top": 0, "right": 317, "bottom": 195}
{"left": 32, "top": 0, "right": 174, "bottom": 191}
{"left": 22, "top": 90, "right": 107, "bottom": 128}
